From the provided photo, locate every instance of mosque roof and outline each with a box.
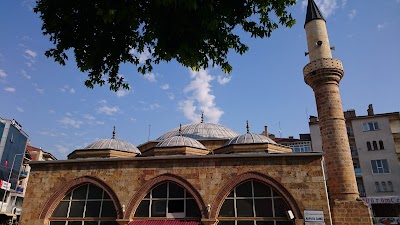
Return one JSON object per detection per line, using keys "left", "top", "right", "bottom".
{"left": 224, "top": 121, "right": 277, "bottom": 146}
{"left": 156, "top": 135, "right": 207, "bottom": 150}
{"left": 157, "top": 122, "right": 238, "bottom": 140}
{"left": 305, "top": 0, "right": 325, "bottom": 26}
{"left": 82, "top": 127, "right": 141, "bottom": 154}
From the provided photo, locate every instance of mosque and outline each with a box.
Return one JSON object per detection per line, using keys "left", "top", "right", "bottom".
{"left": 20, "top": 1, "right": 374, "bottom": 225}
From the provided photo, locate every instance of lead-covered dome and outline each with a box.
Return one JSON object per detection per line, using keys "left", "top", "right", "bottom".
{"left": 157, "top": 122, "right": 238, "bottom": 140}
{"left": 84, "top": 138, "right": 141, "bottom": 154}
{"left": 224, "top": 133, "right": 277, "bottom": 146}
{"left": 156, "top": 136, "right": 207, "bottom": 150}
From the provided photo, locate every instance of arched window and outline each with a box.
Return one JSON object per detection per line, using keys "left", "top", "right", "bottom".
{"left": 367, "top": 142, "right": 372, "bottom": 151}
{"left": 218, "top": 180, "right": 293, "bottom": 225}
{"left": 50, "top": 183, "right": 118, "bottom": 225}
{"left": 135, "top": 181, "right": 201, "bottom": 218}
{"left": 381, "top": 182, "right": 387, "bottom": 192}
{"left": 388, "top": 181, "right": 393, "bottom": 192}
{"left": 379, "top": 141, "right": 384, "bottom": 150}
{"left": 375, "top": 182, "right": 380, "bottom": 192}
{"left": 372, "top": 141, "right": 378, "bottom": 150}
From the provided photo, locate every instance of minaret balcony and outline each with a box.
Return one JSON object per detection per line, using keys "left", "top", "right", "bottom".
{"left": 303, "top": 58, "right": 345, "bottom": 88}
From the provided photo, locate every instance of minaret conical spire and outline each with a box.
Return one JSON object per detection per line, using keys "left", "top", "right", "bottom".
{"left": 305, "top": 0, "right": 325, "bottom": 26}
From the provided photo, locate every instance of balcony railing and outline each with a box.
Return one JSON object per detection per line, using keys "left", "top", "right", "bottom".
{"left": 354, "top": 168, "right": 362, "bottom": 176}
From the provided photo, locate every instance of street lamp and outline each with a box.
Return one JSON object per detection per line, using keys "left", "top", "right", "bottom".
{"left": 0, "top": 153, "right": 24, "bottom": 212}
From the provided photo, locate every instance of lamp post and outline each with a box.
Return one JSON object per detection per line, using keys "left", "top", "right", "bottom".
{"left": 0, "top": 153, "right": 23, "bottom": 213}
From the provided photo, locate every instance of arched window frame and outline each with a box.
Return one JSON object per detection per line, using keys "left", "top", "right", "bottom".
{"left": 375, "top": 182, "right": 380, "bottom": 192}
{"left": 388, "top": 181, "right": 393, "bottom": 192}
{"left": 381, "top": 182, "right": 387, "bottom": 192}
{"left": 372, "top": 141, "right": 378, "bottom": 150}
{"left": 367, "top": 142, "right": 372, "bottom": 151}
{"left": 379, "top": 140, "right": 384, "bottom": 150}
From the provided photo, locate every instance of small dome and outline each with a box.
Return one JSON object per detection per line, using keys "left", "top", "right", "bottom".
{"left": 225, "top": 133, "right": 277, "bottom": 146}
{"left": 157, "top": 123, "right": 238, "bottom": 140}
{"left": 84, "top": 138, "right": 141, "bottom": 154}
{"left": 156, "top": 136, "right": 207, "bottom": 150}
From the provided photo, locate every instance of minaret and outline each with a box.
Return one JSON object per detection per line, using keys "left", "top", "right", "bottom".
{"left": 303, "top": 0, "right": 358, "bottom": 202}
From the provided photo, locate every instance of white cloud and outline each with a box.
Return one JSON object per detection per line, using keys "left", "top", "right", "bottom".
{"left": 24, "top": 49, "right": 37, "bottom": 58}
{"left": 49, "top": 109, "right": 56, "bottom": 114}
{"left": 17, "top": 107, "right": 24, "bottom": 112}
{"left": 98, "top": 99, "right": 108, "bottom": 104}
{"left": 167, "top": 93, "right": 175, "bottom": 100}
{"left": 217, "top": 75, "right": 232, "bottom": 85}
{"left": 98, "top": 106, "right": 120, "bottom": 115}
{"left": 116, "top": 89, "right": 130, "bottom": 97}
{"left": 301, "top": 0, "right": 347, "bottom": 18}
{"left": 130, "top": 118, "right": 137, "bottom": 122}
{"left": 377, "top": 23, "right": 387, "bottom": 30}
{"left": 130, "top": 48, "right": 152, "bottom": 64}
{"left": 33, "top": 83, "right": 44, "bottom": 94}
{"left": 60, "top": 85, "right": 75, "bottom": 93}
{"left": 21, "top": 69, "right": 31, "bottom": 79}
{"left": 83, "top": 114, "right": 95, "bottom": 120}
{"left": 0, "top": 69, "right": 7, "bottom": 78}
{"left": 4, "top": 87, "right": 16, "bottom": 92}
{"left": 55, "top": 144, "right": 69, "bottom": 154}
{"left": 143, "top": 73, "right": 156, "bottom": 82}
{"left": 59, "top": 117, "right": 83, "bottom": 128}
{"left": 160, "top": 84, "right": 170, "bottom": 90}
{"left": 348, "top": 9, "right": 357, "bottom": 20}
{"left": 179, "top": 69, "right": 224, "bottom": 123}
{"left": 143, "top": 103, "right": 160, "bottom": 111}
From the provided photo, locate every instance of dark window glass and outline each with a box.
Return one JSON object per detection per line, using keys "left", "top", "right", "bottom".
{"left": 382, "top": 160, "right": 390, "bottom": 173}
{"left": 236, "top": 181, "right": 252, "bottom": 197}
{"left": 152, "top": 183, "right": 167, "bottom": 198}
{"left": 227, "top": 191, "right": 234, "bottom": 197}
{"left": 72, "top": 185, "right": 88, "bottom": 200}
{"left": 256, "top": 222, "right": 274, "bottom": 225}
{"left": 103, "top": 192, "right": 111, "bottom": 200}
{"left": 62, "top": 193, "right": 71, "bottom": 200}
{"left": 367, "top": 142, "right": 372, "bottom": 151}
{"left": 88, "top": 185, "right": 104, "bottom": 199}
{"left": 151, "top": 200, "right": 167, "bottom": 217}
{"left": 218, "top": 221, "right": 235, "bottom": 225}
{"left": 69, "top": 201, "right": 85, "bottom": 217}
{"left": 373, "top": 141, "right": 378, "bottom": 150}
{"left": 169, "top": 183, "right": 184, "bottom": 198}
{"left": 50, "top": 221, "right": 66, "bottom": 225}
{"left": 186, "top": 199, "right": 201, "bottom": 217}
{"left": 68, "top": 221, "right": 83, "bottom": 225}
{"left": 144, "top": 193, "right": 150, "bottom": 198}
{"left": 272, "top": 189, "right": 280, "bottom": 197}
{"left": 237, "top": 221, "right": 254, "bottom": 225}
{"left": 168, "top": 200, "right": 184, "bottom": 213}
{"left": 101, "top": 201, "right": 117, "bottom": 217}
{"left": 379, "top": 141, "right": 384, "bottom": 150}
{"left": 135, "top": 200, "right": 150, "bottom": 217}
{"left": 84, "top": 222, "right": 98, "bottom": 225}
{"left": 100, "top": 222, "right": 119, "bottom": 225}
{"left": 255, "top": 199, "right": 273, "bottom": 217}
{"left": 276, "top": 222, "right": 294, "bottom": 225}
{"left": 52, "top": 201, "right": 69, "bottom": 217}
{"left": 219, "top": 199, "right": 235, "bottom": 217}
{"left": 274, "top": 198, "right": 289, "bottom": 217}
{"left": 253, "top": 181, "right": 271, "bottom": 197}
{"left": 85, "top": 201, "right": 101, "bottom": 217}
{"left": 236, "top": 199, "right": 253, "bottom": 217}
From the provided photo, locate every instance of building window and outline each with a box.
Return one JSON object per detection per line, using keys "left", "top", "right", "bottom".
{"left": 135, "top": 181, "right": 201, "bottom": 218}
{"left": 388, "top": 181, "right": 393, "bottom": 192}
{"left": 375, "top": 182, "right": 380, "bottom": 192}
{"left": 49, "top": 183, "right": 118, "bottom": 225}
{"left": 289, "top": 142, "right": 312, "bottom": 153}
{"left": 367, "top": 142, "right": 372, "bottom": 151}
{"left": 379, "top": 140, "right": 384, "bottom": 150}
{"left": 363, "top": 122, "right": 379, "bottom": 131}
{"left": 372, "top": 141, "right": 378, "bottom": 150}
{"left": 218, "top": 180, "right": 293, "bottom": 225}
{"left": 381, "top": 182, "right": 387, "bottom": 192}
{"left": 371, "top": 160, "right": 390, "bottom": 174}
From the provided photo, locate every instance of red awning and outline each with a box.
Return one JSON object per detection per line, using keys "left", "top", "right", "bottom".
{"left": 129, "top": 220, "right": 198, "bottom": 225}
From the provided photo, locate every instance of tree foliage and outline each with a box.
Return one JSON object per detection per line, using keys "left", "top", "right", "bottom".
{"left": 34, "top": 0, "right": 296, "bottom": 91}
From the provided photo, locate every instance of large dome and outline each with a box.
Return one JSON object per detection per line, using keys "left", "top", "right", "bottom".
{"left": 84, "top": 138, "right": 141, "bottom": 154}
{"left": 224, "top": 133, "right": 277, "bottom": 146}
{"left": 157, "top": 122, "right": 238, "bottom": 140}
{"left": 156, "top": 136, "right": 207, "bottom": 149}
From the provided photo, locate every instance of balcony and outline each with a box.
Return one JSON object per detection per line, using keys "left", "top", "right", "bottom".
{"left": 16, "top": 187, "right": 24, "bottom": 193}
{"left": 354, "top": 168, "right": 362, "bottom": 176}
{"left": 20, "top": 170, "right": 28, "bottom": 178}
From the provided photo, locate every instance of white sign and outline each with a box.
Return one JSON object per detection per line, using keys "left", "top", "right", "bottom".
{"left": 0, "top": 180, "right": 11, "bottom": 191}
{"left": 363, "top": 197, "right": 400, "bottom": 204}
{"left": 304, "top": 210, "right": 324, "bottom": 222}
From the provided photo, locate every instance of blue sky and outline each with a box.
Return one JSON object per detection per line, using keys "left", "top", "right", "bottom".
{"left": 1, "top": 0, "right": 399, "bottom": 159}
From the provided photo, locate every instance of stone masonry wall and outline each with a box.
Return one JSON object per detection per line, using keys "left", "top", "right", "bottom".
{"left": 20, "top": 154, "right": 330, "bottom": 225}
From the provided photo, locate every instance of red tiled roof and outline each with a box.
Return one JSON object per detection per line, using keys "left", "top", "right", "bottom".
{"left": 129, "top": 220, "right": 198, "bottom": 225}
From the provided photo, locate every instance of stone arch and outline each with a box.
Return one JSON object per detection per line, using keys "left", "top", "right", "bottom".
{"left": 124, "top": 173, "right": 207, "bottom": 219}
{"left": 209, "top": 171, "right": 302, "bottom": 219}
{"left": 39, "top": 175, "right": 123, "bottom": 220}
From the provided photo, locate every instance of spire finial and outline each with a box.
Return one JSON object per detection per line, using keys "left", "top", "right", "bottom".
{"left": 305, "top": 0, "right": 325, "bottom": 27}
{"left": 179, "top": 123, "right": 182, "bottom": 136}
{"left": 112, "top": 126, "right": 116, "bottom": 139}
{"left": 201, "top": 111, "right": 204, "bottom": 123}
{"left": 246, "top": 120, "right": 250, "bottom": 133}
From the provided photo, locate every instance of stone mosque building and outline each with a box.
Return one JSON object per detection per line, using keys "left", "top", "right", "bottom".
{"left": 20, "top": 1, "right": 374, "bottom": 225}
